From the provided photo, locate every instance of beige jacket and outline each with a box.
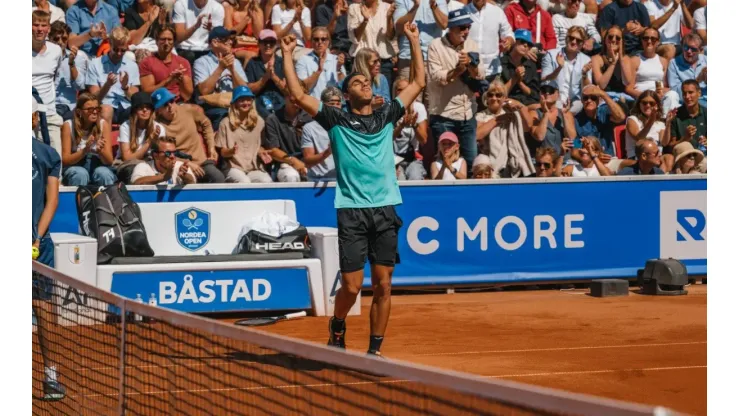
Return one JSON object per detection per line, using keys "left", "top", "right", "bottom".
{"left": 426, "top": 36, "right": 486, "bottom": 121}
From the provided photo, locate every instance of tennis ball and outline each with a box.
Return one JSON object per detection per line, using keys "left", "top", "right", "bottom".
{"left": 32, "top": 246, "right": 40, "bottom": 260}
{"left": 188, "top": 210, "right": 197, "bottom": 220}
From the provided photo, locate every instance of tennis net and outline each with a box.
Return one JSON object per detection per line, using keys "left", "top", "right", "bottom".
{"left": 32, "top": 261, "right": 679, "bottom": 416}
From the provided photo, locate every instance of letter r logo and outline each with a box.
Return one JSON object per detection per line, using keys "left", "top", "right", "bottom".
{"left": 659, "top": 191, "right": 707, "bottom": 260}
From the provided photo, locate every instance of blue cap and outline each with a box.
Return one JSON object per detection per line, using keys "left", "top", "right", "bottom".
{"left": 231, "top": 86, "right": 255, "bottom": 104}
{"left": 448, "top": 9, "right": 473, "bottom": 28}
{"left": 540, "top": 80, "right": 559, "bottom": 90}
{"left": 514, "top": 29, "right": 533, "bottom": 45}
{"left": 152, "top": 88, "right": 176, "bottom": 110}
{"left": 208, "top": 26, "right": 236, "bottom": 43}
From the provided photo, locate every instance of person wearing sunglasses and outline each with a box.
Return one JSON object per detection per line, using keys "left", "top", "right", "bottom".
{"left": 552, "top": 0, "right": 601, "bottom": 55}
{"left": 590, "top": 25, "right": 632, "bottom": 104}
{"left": 60, "top": 93, "right": 117, "bottom": 186}
{"left": 528, "top": 79, "right": 577, "bottom": 159}
{"left": 476, "top": 80, "right": 535, "bottom": 177}
{"left": 644, "top": 0, "right": 694, "bottom": 61}
{"left": 597, "top": 0, "right": 650, "bottom": 57}
{"left": 130, "top": 136, "right": 197, "bottom": 185}
{"left": 559, "top": 136, "right": 613, "bottom": 177}
{"left": 427, "top": 8, "right": 487, "bottom": 172}
{"left": 666, "top": 32, "right": 706, "bottom": 108}
{"left": 500, "top": 29, "right": 541, "bottom": 107}
{"left": 670, "top": 141, "right": 704, "bottom": 175}
{"left": 86, "top": 26, "right": 141, "bottom": 126}
{"left": 625, "top": 89, "right": 668, "bottom": 162}
{"left": 542, "top": 25, "right": 593, "bottom": 114}
{"left": 527, "top": 147, "right": 561, "bottom": 178}
{"left": 617, "top": 138, "right": 665, "bottom": 175}
{"left": 624, "top": 27, "right": 680, "bottom": 115}
{"left": 296, "top": 27, "right": 347, "bottom": 99}
{"left": 573, "top": 84, "right": 626, "bottom": 156}
{"left": 49, "top": 21, "right": 90, "bottom": 123}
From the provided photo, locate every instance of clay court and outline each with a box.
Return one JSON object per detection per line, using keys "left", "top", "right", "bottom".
{"left": 256, "top": 284, "right": 708, "bottom": 415}
{"left": 33, "top": 283, "right": 707, "bottom": 416}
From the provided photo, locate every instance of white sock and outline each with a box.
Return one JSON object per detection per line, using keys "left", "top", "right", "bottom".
{"left": 45, "top": 365, "right": 57, "bottom": 383}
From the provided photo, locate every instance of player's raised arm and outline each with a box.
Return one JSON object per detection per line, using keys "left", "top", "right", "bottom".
{"left": 396, "top": 23, "right": 426, "bottom": 108}
{"left": 281, "top": 35, "right": 321, "bottom": 117}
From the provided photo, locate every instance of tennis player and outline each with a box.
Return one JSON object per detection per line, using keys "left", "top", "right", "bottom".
{"left": 281, "top": 23, "right": 425, "bottom": 357}
{"left": 32, "top": 96, "right": 66, "bottom": 400}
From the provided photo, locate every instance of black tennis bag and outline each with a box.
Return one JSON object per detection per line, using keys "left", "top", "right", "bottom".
{"left": 237, "top": 226, "right": 312, "bottom": 257}
{"left": 75, "top": 183, "right": 155, "bottom": 264}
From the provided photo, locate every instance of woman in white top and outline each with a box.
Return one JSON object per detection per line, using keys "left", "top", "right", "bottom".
{"left": 430, "top": 132, "right": 467, "bottom": 180}
{"left": 60, "top": 93, "right": 117, "bottom": 186}
{"left": 270, "top": 0, "right": 311, "bottom": 48}
{"left": 118, "top": 92, "right": 166, "bottom": 161}
{"left": 624, "top": 27, "right": 680, "bottom": 115}
{"left": 625, "top": 90, "right": 669, "bottom": 165}
{"left": 347, "top": 0, "right": 396, "bottom": 83}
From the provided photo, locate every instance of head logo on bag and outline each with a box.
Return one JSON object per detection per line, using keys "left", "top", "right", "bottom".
{"left": 175, "top": 207, "right": 211, "bottom": 252}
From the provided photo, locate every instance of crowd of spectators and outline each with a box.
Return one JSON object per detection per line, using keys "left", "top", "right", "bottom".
{"left": 32, "top": 0, "right": 708, "bottom": 186}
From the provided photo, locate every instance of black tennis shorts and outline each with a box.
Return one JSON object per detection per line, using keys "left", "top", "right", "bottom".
{"left": 337, "top": 206, "right": 403, "bottom": 273}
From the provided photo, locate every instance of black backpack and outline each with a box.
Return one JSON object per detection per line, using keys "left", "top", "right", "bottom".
{"left": 75, "top": 183, "right": 155, "bottom": 264}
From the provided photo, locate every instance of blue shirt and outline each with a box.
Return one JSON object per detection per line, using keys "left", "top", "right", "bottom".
{"left": 32, "top": 138, "right": 61, "bottom": 241}
{"left": 314, "top": 98, "right": 406, "bottom": 208}
{"left": 86, "top": 54, "right": 140, "bottom": 109}
{"left": 105, "top": 0, "right": 134, "bottom": 13}
{"left": 541, "top": 48, "right": 592, "bottom": 105}
{"left": 393, "top": 0, "right": 448, "bottom": 60}
{"left": 66, "top": 1, "right": 121, "bottom": 56}
{"left": 574, "top": 105, "right": 617, "bottom": 156}
{"left": 295, "top": 52, "right": 347, "bottom": 100}
{"left": 667, "top": 54, "right": 707, "bottom": 99}
{"left": 193, "top": 52, "right": 249, "bottom": 98}
{"left": 55, "top": 49, "right": 89, "bottom": 110}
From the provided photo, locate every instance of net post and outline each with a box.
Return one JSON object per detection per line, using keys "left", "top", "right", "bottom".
{"left": 117, "top": 300, "right": 127, "bottom": 415}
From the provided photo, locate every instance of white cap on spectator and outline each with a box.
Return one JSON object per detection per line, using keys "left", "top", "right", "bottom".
{"left": 32, "top": 96, "right": 39, "bottom": 114}
{"left": 473, "top": 154, "right": 493, "bottom": 169}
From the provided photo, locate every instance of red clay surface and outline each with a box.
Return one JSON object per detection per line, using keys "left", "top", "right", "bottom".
{"left": 256, "top": 285, "right": 708, "bottom": 416}
{"left": 33, "top": 284, "right": 707, "bottom": 415}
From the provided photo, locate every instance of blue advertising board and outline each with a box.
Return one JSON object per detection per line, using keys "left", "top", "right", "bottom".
{"left": 52, "top": 177, "right": 707, "bottom": 287}
{"left": 110, "top": 268, "right": 312, "bottom": 313}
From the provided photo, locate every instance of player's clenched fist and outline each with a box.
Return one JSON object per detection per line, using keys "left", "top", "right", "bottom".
{"left": 403, "top": 22, "right": 419, "bottom": 43}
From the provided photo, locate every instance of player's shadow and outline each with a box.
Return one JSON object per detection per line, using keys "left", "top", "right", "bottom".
{"left": 223, "top": 351, "right": 329, "bottom": 372}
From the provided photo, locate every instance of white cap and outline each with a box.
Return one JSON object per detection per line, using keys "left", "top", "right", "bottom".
{"left": 32, "top": 96, "right": 39, "bottom": 114}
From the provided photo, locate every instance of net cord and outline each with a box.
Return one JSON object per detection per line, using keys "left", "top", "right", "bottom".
{"left": 32, "top": 261, "right": 685, "bottom": 416}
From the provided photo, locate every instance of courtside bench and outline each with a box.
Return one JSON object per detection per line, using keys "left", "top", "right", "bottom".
{"left": 50, "top": 200, "right": 360, "bottom": 321}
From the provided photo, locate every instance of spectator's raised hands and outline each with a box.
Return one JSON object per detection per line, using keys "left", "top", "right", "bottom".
{"left": 403, "top": 22, "right": 420, "bottom": 44}
{"left": 556, "top": 52, "right": 565, "bottom": 68}
{"left": 203, "top": 14, "right": 214, "bottom": 31}
{"left": 148, "top": 125, "right": 162, "bottom": 142}
{"left": 683, "top": 124, "right": 697, "bottom": 142}
{"left": 158, "top": 6, "right": 168, "bottom": 25}
{"left": 387, "top": 3, "right": 397, "bottom": 19}
{"left": 625, "top": 20, "right": 643, "bottom": 35}
{"left": 281, "top": 34, "right": 298, "bottom": 54}
{"left": 698, "top": 136, "right": 707, "bottom": 149}
{"left": 148, "top": 5, "right": 161, "bottom": 23}
{"left": 105, "top": 72, "right": 118, "bottom": 88}
{"left": 360, "top": 5, "right": 372, "bottom": 20}
{"left": 698, "top": 67, "right": 707, "bottom": 83}
{"left": 525, "top": 47, "right": 539, "bottom": 62}
{"left": 90, "top": 22, "right": 107, "bottom": 39}
{"left": 582, "top": 84, "right": 604, "bottom": 98}
{"left": 178, "top": 161, "right": 190, "bottom": 180}
{"left": 69, "top": 46, "right": 79, "bottom": 63}
{"left": 334, "top": 0, "right": 349, "bottom": 16}
{"left": 336, "top": 53, "right": 346, "bottom": 72}
{"left": 560, "top": 137, "right": 573, "bottom": 155}
{"left": 581, "top": 62, "right": 593, "bottom": 77}
{"left": 119, "top": 72, "right": 130, "bottom": 90}
{"left": 221, "top": 144, "right": 238, "bottom": 159}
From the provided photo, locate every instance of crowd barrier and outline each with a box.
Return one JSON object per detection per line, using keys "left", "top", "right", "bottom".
{"left": 50, "top": 176, "right": 707, "bottom": 289}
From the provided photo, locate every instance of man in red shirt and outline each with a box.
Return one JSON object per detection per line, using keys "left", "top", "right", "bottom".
{"left": 504, "top": 0, "right": 556, "bottom": 54}
{"left": 139, "top": 24, "right": 194, "bottom": 102}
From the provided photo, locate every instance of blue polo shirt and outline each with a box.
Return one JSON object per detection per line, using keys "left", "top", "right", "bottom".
{"left": 393, "top": 0, "right": 448, "bottom": 60}
{"left": 66, "top": 1, "right": 121, "bottom": 56}
{"left": 575, "top": 105, "right": 618, "bottom": 156}
{"left": 295, "top": 52, "right": 346, "bottom": 100}
{"left": 32, "top": 138, "right": 61, "bottom": 242}
{"left": 667, "top": 54, "right": 707, "bottom": 99}
{"left": 86, "top": 54, "right": 140, "bottom": 109}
